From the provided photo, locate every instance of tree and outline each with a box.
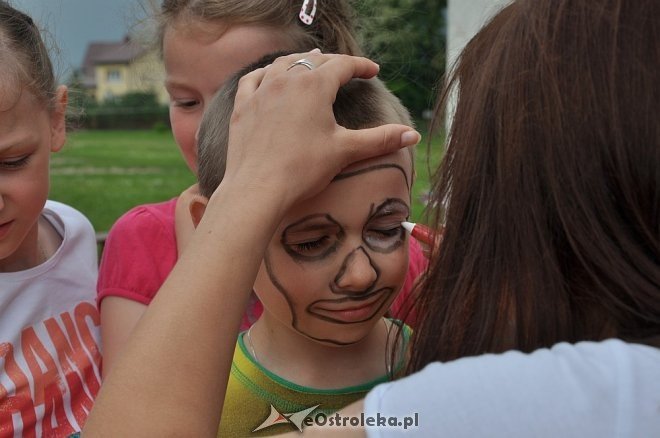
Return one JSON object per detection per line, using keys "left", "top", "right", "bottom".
{"left": 356, "top": 0, "right": 446, "bottom": 118}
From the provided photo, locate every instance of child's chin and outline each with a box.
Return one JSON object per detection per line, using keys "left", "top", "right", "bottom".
{"left": 305, "top": 322, "right": 382, "bottom": 347}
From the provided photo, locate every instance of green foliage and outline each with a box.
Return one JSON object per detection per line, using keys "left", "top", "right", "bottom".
{"left": 63, "top": 69, "right": 170, "bottom": 129}
{"left": 356, "top": 0, "right": 446, "bottom": 117}
{"left": 70, "top": 91, "right": 170, "bottom": 130}
{"left": 95, "top": 92, "right": 162, "bottom": 108}
{"left": 411, "top": 127, "right": 444, "bottom": 222}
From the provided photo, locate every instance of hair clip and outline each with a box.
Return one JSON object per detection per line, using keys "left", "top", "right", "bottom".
{"left": 299, "top": 0, "right": 317, "bottom": 25}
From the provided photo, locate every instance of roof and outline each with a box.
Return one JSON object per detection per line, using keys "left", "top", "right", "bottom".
{"left": 81, "top": 36, "right": 147, "bottom": 87}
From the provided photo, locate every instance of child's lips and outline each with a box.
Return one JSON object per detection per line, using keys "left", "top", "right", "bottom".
{"left": 0, "top": 220, "right": 14, "bottom": 240}
{"left": 308, "top": 288, "right": 393, "bottom": 324}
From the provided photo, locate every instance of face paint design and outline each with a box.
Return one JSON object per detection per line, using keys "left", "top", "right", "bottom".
{"left": 253, "top": 153, "right": 412, "bottom": 346}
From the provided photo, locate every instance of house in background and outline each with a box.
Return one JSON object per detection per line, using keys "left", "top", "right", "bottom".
{"left": 81, "top": 36, "right": 168, "bottom": 104}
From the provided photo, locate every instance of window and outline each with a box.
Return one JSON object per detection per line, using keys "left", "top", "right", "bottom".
{"left": 107, "top": 69, "right": 121, "bottom": 82}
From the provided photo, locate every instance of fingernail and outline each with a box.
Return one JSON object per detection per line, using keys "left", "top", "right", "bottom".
{"left": 310, "top": 48, "right": 322, "bottom": 53}
{"left": 401, "top": 130, "right": 421, "bottom": 146}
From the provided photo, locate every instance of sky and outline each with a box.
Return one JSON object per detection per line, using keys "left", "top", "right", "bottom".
{"left": 13, "top": 0, "right": 146, "bottom": 79}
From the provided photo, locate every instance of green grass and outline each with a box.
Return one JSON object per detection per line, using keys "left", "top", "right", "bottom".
{"left": 50, "top": 130, "right": 196, "bottom": 232}
{"left": 50, "top": 129, "right": 444, "bottom": 233}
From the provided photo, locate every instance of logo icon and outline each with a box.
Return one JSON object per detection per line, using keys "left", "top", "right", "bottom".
{"left": 253, "top": 404, "right": 320, "bottom": 433}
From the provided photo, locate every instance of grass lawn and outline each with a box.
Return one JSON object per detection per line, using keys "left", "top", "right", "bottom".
{"left": 50, "top": 129, "right": 443, "bottom": 234}
{"left": 50, "top": 130, "right": 195, "bottom": 233}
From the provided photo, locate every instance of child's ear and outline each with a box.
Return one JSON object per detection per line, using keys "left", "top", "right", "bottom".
{"left": 189, "top": 195, "right": 209, "bottom": 228}
{"left": 50, "top": 85, "right": 68, "bottom": 153}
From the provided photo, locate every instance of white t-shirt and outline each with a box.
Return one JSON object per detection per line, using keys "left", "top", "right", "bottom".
{"left": 365, "top": 339, "right": 660, "bottom": 437}
{"left": 0, "top": 201, "right": 101, "bottom": 438}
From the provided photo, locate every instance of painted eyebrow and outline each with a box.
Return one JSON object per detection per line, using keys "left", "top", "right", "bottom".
{"left": 281, "top": 214, "right": 343, "bottom": 237}
{"left": 368, "top": 198, "right": 410, "bottom": 220}
{"left": 332, "top": 163, "right": 410, "bottom": 190}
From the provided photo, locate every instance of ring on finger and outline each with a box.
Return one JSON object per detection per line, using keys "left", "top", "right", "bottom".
{"left": 287, "top": 58, "right": 315, "bottom": 71}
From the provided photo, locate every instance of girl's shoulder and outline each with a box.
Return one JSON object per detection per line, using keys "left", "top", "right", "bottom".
{"left": 42, "top": 200, "right": 97, "bottom": 263}
{"left": 43, "top": 200, "right": 95, "bottom": 236}
{"left": 109, "top": 197, "right": 179, "bottom": 233}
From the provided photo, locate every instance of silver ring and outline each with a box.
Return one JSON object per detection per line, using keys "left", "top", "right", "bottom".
{"left": 287, "top": 58, "right": 315, "bottom": 71}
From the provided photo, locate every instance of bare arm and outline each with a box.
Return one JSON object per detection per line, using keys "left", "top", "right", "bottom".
{"left": 99, "top": 298, "right": 147, "bottom": 379}
{"left": 98, "top": 184, "right": 202, "bottom": 379}
{"left": 83, "top": 52, "right": 419, "bottom": 437}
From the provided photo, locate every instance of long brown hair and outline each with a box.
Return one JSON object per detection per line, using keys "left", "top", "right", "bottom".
{"left": 408, "top": 0, "right": 660, "bottom": 371}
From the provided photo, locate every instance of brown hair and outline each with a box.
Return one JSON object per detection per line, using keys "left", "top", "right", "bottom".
{"left": 155, "top": 0, "right": 362, "bottom": 56}
{"left": 409, "top": 0, "right": 660, "bottom": 371}
{"left": 0, "top": 1, "right": 56, "bottom": 108}
{"left": 197, "top": 52, "right": 413, "bottom": 198}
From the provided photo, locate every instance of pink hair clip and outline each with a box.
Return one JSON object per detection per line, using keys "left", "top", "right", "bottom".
{"left": 299, "top": 0, "right": 317, "bottom": 25}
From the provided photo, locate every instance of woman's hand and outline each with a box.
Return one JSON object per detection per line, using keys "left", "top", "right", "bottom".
{"left": 219, "top": 51, "right": 421, "bottom": 212}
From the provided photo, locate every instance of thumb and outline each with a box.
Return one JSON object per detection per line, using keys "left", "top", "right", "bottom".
{"left": 339, "top": 125, "right": 421, "bottom": 165}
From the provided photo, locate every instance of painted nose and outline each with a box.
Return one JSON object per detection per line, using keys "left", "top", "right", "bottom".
{"left": 332, "top": 247, "right": 378, "bottom": 294}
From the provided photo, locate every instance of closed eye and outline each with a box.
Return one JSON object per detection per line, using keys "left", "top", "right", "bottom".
{"left": 0, "top": 155, "right": 30, "bottom": 169}
{"left": 372, "top": 226, "right": 402, "bottom": 238}
{"left": 293, "top": 236, "right": 330, "bottom": 253}
{"left": 363, "top": 223, "right": 406, "bottom": 252}
{"left": 172, "top": 99, "right": 199, "bottom": 109}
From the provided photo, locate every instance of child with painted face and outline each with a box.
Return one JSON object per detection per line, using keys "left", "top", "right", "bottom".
{"left": 98, "top": 0, "right": 426, "bottom": 378}
{"left": 0, "top": 2, "right": 101, "bottom": 435}
{"left": 190, "top": 54, "right": 415, "bottom": 436}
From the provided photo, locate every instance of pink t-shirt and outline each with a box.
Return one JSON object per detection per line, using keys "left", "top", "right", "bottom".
{"left": 97, "top": 199, "right": 426, "bottom": 329}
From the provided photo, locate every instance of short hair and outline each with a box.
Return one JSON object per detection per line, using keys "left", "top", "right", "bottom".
{"left": 197, "top": 52, "right": 414, "bottom": 198}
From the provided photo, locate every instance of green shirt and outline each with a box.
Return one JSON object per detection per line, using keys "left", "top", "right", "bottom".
{"left": 218, "top": 322, "right": 412, "bottom": 436}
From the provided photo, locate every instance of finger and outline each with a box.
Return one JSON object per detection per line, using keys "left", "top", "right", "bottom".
{"left": 337, "top": 125, "right": 421, "bottom": 167}
{"left": 234, "top": 66, "right": 267, "bottom": 103}
{"left": 307, "top": 55, "right": 380, "bottom": 103}
{"left": 315, "top": 54, "right": 381, "bottom": 81}
{"left": 270, "top": 52, "right": 380, "bottom": 81}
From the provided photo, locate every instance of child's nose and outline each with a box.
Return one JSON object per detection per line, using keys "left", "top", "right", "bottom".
{"left": 332, "top": 247, "right": 377, "bottom": 294}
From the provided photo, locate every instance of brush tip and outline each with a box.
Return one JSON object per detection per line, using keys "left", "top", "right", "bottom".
{"left": 401, "top": 221, "right": 415, "bottom": 233}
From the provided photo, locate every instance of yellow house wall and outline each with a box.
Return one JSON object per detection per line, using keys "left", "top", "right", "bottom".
{"left": 94, "top": 51, "right": 168, "bottom": 104}
{"left": 95, "top": 64, "right": 130, "bottom": 102}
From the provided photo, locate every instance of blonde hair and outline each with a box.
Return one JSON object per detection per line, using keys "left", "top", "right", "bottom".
{"left": 155, "top": 0, "right": 362, "bottom": 55}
